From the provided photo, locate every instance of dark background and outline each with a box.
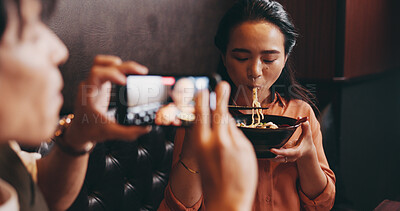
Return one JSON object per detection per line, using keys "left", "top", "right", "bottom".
{"left": 48, "top": 0, "right": 236, "bottom": 113}
{"left": 47, "top": 0, "right": 400, "bottom": 210}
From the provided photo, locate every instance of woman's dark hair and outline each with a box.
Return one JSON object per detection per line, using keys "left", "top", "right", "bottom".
{"left": 0, "top": 0, "right": 22, "bottom": 39}
{"left": 215, "top": 0, "right": 317, "bottom": 110}
{"left": 0, "top": 2, "right": 4, "bottom": 37}
{"left": 0, "top": 0, "right": 56, "bottom": 40}
{"left": 1, "top": 0, "right": 12, "bottom": 38}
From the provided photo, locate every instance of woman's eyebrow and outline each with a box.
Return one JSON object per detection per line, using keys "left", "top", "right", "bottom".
{"left": 232, "top": 48, "right": 251, "bottom": 53}
{"left": 261, "top": 50, "right": 280, "bottom": 54}
{"left": 231, "top": 48, "right": 280, "bottom": 54}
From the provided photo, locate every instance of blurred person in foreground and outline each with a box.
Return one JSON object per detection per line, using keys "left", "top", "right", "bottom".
{"left": 0, "top": 0, "right": 258, "bottom": 210}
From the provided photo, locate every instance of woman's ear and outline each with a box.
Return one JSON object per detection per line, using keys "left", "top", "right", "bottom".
{"left": 284, "top": 54, "right": 288, "bottom": 65}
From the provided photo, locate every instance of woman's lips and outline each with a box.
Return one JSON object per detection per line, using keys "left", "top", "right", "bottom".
{"left": 247, "top": 85, "right": 261, "bottom": 91}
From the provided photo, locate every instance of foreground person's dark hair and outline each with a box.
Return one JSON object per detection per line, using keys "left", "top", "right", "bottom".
{"left": 0, "top": 0, "right": 56, "bottom": 39}
{"left": 215, "top": 0, "right": 317, "bottom": 110}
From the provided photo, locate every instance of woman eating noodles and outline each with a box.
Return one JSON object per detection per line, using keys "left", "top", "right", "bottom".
{"left": 160, "top": 0, "right": 336, "bottom": 210}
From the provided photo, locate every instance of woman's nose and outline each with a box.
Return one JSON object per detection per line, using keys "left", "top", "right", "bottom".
{"left": 247, "top": 59, "right": 262, "bottom": 80}
{"left": 49, "top": 31, "right": 69, "bottom": 66}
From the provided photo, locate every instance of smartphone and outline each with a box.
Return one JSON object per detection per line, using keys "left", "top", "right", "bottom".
{"left": 115, "top": 74, "right": 220, "bottom": 126}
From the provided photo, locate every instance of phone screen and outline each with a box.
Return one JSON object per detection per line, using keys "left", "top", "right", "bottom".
{"left": 115, "top": 75, "right": 219, "bottom": 126}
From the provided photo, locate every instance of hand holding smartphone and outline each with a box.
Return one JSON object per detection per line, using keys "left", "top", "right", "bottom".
{"left": 115, "top": 74, "right": 220, "bottom": 126}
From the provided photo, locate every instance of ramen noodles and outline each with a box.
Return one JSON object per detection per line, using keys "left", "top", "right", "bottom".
{"left": 251, "top": 88, "right": 264, "bottom": 126}
{"left": 236, "top": 88, "right": 278, "bottom": 129}
{"left": 237, "top": 121, "right": 279, "bottom": 129}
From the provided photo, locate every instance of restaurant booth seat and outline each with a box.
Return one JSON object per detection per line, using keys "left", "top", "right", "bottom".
{"left": 39, "top": 126, "right": 175, "bottom": 211}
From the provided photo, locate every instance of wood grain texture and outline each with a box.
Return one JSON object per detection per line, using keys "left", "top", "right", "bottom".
{"left": 343, "top": 0, "right": 400, "bottom": 78}
{"left": 46, "top": 0, "right": 235, "bottom": 113}
{"left": 276, "top": 0, "right": 337, "bottom": 80}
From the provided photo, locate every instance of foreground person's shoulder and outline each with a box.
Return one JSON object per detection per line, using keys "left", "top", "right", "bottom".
{"left": 0, "top": 179, "right": 19, "bottom": 211}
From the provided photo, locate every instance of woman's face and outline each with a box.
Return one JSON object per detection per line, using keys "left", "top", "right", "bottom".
{"left": 0, "top": 0, "right": 68, "bottom": 144}
{"left": 223, "top": 21, "right": 287, "bottom": 105}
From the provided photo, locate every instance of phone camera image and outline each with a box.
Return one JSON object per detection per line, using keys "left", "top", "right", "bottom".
{"left": 115, "top": 74, "right": 219, "bottom": 126}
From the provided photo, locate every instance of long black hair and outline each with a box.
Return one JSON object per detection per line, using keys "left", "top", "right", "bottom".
{"left": 215, "top": 0, "right": 317, "bottom": 110}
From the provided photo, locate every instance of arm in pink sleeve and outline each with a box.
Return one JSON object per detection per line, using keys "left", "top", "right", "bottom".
{"left": 298, "top": 108, "right": 336, "bottom": 210}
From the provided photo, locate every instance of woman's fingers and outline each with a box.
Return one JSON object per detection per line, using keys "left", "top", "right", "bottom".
{"left": 194, "top": 90, "right": 211, "bottom": 146}
{"left": 87, "top": 66, "right": 127, "bottom": 85}
{"left": 212, "top": 81, "right": 231, "bottom": 132}
{"left": 117, "top": 61, "right": 148, "bottom": 75}
{"left": 214, "top": 81, "right": 230, "bottom": 115}
{"left": 270, "top": 146, "right": 300, "bottom": 157}
{"left": 228, "top": 116, "right": 246, "bottom": 148}
{"left": 73, "top": 55, "right": 152, "bottom": 144}
{"left": 270, "top": 146, "right": 302, "bottom": 163}
{"left": 270, "top": 117, "right": 314, "bottom": 163}
{"left": 89, "top": 59, "right": 148, "bottom": 86}
{"left": 93, "top": 55, "right": 123, "bottom": 66}
{"left": 271, "top": 155, "right": 287, "bottom": 163}
{"left": 271, "top": 155, "right": 296, "bottom": 163}
{"left": 296, "top": 120, "right": 312, "bottom": 146}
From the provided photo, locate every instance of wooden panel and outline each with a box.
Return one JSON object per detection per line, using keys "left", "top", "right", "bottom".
{"left": 343, "top": 0, "right": 400, "bottom": 79}
{"left": 276, "top": 0, "right": 337, "bottom": 80}
{"left": 47, "top": 0, "right": 234, "bottom": 113}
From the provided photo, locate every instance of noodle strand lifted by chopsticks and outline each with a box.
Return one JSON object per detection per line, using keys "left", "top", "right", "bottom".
{"left": 236, "top": 89, "right": 277, "bottom": 129}
{"left": 250, "top": 88, "right": 264, "bottom": 126}
{"left": 237, "top": 88, "right": 279, "bottom": 129}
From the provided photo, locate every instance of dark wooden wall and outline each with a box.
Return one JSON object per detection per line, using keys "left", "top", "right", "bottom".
{"left": 47, "top": 0, "right": 235, "bottom": 113}
{"left": 343, "top": 0, "right": 400, "bottom": 79}
{"left": 277, "top": 0, "right": 400, "bottom": 81}
{"left": 276, "top": 0, "right": 337, "bottom": 80}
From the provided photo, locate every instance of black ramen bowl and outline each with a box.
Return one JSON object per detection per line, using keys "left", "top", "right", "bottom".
{"left": 234, "top": 114, "right": 301, "bottom": 158}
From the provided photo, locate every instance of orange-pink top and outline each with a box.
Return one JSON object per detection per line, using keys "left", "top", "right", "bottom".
{"left": 158, "top": 94, "right": 336, "bottom": 211}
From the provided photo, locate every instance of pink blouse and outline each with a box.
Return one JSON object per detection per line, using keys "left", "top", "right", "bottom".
{"left": 159, "top": 94, "right": 336, "bottom": 211}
